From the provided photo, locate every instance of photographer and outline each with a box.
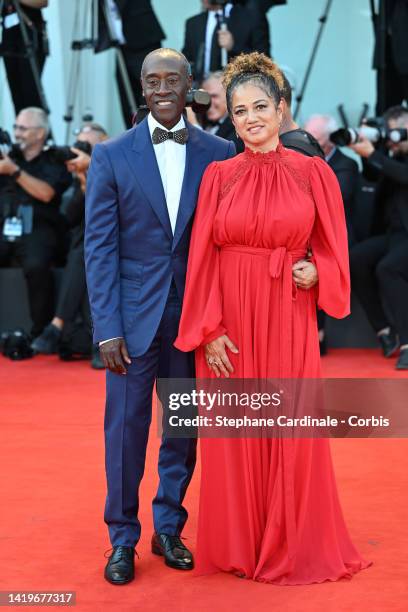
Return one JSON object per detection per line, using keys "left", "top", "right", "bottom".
{"left": 349, "top": 105, "right": 408, "bottom": 369}
{"left": 303, "top": 113, "right": 359, "bottom": 355}
{"left": 31, "top": 123, "right": 108, "bottom": 369}
{"left": 0, "top": 1, "right": 49, "bottom": 113}
{"left": 182, "top": 1, "right": 270, "bottom": 83}
{"left": 0, "top": 106, "right": 72, "bottom": 341}
{"left": 198, "top": 70, "right": 244, "bottom": 151}
{"left": 304, "top": 114, "right": 359, "bottom": 243}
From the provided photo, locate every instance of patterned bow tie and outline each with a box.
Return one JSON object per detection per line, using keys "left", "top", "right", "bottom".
{"left": 152, "top": 126, "right": 189, "bottom": 145}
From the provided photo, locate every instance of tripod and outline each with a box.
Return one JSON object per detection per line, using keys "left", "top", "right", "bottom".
{"left": 63, "top": 0, "right": 98, "bottom": 143}
{"left": 0, "top": 0, "right": 49, "bottom": 114}
{"left": 63, "top": 0, "right": 137, "bottom": 142}
{"left": 293, "top": 0, "right": 333, "bottom": 121}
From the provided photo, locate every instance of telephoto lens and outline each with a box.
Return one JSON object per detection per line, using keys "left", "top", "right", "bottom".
{"left": 329, "top": 126, "right": 383, "bottom": 146}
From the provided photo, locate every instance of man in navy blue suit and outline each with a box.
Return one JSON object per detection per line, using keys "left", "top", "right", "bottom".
{"left": 85, "top": 48, "right": 235, "bottom": 585}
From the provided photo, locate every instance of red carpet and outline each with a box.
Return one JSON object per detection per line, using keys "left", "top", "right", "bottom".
{"left": 0, "top": 349, "right": 407, "bottom": 611}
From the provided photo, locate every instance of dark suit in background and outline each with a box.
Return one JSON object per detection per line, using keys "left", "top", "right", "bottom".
{"left": 0, "top": 2, "right": 48, "bottom": 113}
{"left": 373, "top": 0, "right": 408, "bottom": 113}
{"left": 349, "top": 151, "right": 408, "bottom": 344}
{"left": 206, "top": 115, "right": 244, "bottom": 153}
{"left": 316, "top": 148, "right": 359, "bottom": 336}
{"left": 182, "top": 4, "right": 270, "bottom": 83}
{"left": 96, "top": 0, "right": 165, "bottom": 128}
{"left": 246, "top": 0, "right": 287, "bottom": 13}
{"left": 327, "top": 148, "right": 359, "bottom": 246}
{"left": 56, "top": 181, "right": 92, "bottom": 356}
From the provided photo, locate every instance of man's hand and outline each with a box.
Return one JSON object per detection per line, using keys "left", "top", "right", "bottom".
{"left": 100, "top": 338, "right": 131, "bottom": 375}
{"left": 349, "top": 137, "right": 375, "bottom": 158}
{"left": 66, "top": 148, "right": 91, "bottom": 174}
{"left": 217, "top": 28, "right": 234, "bottom": 51}
{"left": 292, "top": 260, "right": 318, "bottom": 289}
{"left": 204, "top": 334, "right": 238, "bottom": 378}
{"left": 0, "top": 155, "right": 19, "bottom": 176}
{"left": 77, "top": 171, "right": 87, "bottom": 193}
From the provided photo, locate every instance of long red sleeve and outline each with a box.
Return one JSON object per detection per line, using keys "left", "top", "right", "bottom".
{"left": 309, "top": 156, "right": 351, "bottom": 319}
{"left": 174, "top": 162, "right": 226, "bottom": 351}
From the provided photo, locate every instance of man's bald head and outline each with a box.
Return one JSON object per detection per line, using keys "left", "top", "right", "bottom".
{"left": 141, "top": 48, "right": 191, "bottom": 79}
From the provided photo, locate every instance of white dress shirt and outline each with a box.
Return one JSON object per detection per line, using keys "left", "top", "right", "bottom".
{"left": 147, "top": 112, "right": 186, "bottom": 234}
{"left": 99, "top": 113, "right": 187, "bottom": 346}
{"left": 203, "top": 3, "right": 233, "bottom": 78}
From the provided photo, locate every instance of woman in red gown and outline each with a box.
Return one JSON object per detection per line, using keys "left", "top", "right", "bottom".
{"left": 175, "top": 53, "right": 370, "bottom": 585}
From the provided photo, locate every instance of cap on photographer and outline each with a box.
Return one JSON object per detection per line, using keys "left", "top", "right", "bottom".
{"left": 0, "top": 107, "right": 72, "bottom": 341}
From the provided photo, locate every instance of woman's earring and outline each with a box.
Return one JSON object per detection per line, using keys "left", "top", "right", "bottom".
{"left": 235, "top": 131, "right": 240, "bottom": 139}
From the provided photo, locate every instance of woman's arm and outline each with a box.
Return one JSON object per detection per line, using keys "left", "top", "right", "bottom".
{"left": 309, "top": 156, "right": 351, "bottom": 318}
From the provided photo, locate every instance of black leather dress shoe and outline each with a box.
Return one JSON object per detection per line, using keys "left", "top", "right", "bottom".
{"left": 151, "top": 533, "right": 194, "bottom": 570}
{"left": 104, "top": 546, "right": 135, "bottom": 585}
{"left": 378, "top": 330, "right": 399, "bottom": 358}
{"left": 396, "top": 348, "right": 408, "bottom": 370}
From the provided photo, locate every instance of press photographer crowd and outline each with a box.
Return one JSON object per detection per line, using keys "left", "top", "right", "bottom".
{"left": 1, "top": 0, "right": 408, "bottom": 369}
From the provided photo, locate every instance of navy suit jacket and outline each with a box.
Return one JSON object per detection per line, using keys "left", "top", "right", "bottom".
{"left": 85, "top": 117, "right": 235, "bottom": 357}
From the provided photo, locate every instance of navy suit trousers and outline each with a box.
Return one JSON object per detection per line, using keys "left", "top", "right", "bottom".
{"left": 104, "top": 282, "right": 196, "bottom": 547}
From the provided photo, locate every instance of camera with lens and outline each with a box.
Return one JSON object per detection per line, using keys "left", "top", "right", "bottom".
{"left": 0, "top": 128, "right": 20, "bottom": 159}
{"left": 1, "top": 129, "right": 93, "bottom": 163}
{"left": 45, "top": 140, "right": 93, "bottom": 164}
{"left": 330, "top": 118, "right": 408, "bottom": 147}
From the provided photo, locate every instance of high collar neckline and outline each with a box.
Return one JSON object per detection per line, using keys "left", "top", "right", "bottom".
{"left": 244, "top": 142, "right": 285, "bottom": 163}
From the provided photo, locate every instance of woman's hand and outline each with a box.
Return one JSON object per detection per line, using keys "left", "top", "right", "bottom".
{"left": 292, "top": 259, "right": 318, "bottom": 289}
{"left": 205, "top": 334, "right": 239, "bottom": 378}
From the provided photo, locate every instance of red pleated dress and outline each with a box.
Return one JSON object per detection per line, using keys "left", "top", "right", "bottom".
{"left": 174, "top": 144, "right": 371, "bottom": 585}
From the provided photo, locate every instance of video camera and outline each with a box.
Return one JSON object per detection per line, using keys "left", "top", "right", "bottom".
{"left": 330, "top": 118, "right": 408, "bottom": 147}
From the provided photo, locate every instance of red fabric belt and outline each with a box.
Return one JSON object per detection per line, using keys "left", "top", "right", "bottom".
{"left": 221, "top": 244, "right": 306, "bottom": 278}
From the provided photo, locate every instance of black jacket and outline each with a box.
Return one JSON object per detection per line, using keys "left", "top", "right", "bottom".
{"left": 327, "top": 148, "right": 359, "bottom": 241}
{"left": 373, "top": 0, "right": 408, "bottom": 75}
{"left": 365, "top": 149, "right": 408, "bottom": 234}
{"left": 247, "top": 0, "right": 287, "bottom": 12}
{"left": 182, "top": 5, "right": 270, "bottom": 82}
{"left": 328, "top": 149, "right": 359, "bottom": 214}
{"left": 211, "top": 115, "right": 244, "bottom": 153}
{"left": 96, "top": 0, "right": 165, "bottom": 53}
{"left": 280, "top": 128, "right": 324, "bottom": 158}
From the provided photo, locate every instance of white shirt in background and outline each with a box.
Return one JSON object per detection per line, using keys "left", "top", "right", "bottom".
{"left": 203, "top": 3, "right": 233, "bottom": 78}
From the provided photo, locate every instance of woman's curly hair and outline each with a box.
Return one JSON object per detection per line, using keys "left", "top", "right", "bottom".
{"left": 222, "top": 52, "right": 284, "bottom": 114}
